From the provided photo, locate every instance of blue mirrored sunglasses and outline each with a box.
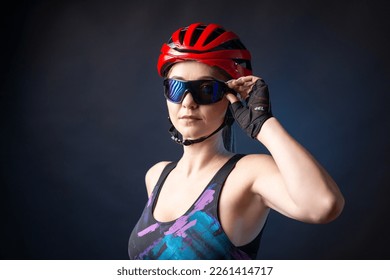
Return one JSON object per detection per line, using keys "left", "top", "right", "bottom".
{"left": 163, "top": 78, "right": 232, "bottom": 105}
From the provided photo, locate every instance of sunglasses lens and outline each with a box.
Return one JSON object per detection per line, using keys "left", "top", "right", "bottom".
{"left": 197, "top": 81, "right": 223, "bottom": 104}
{"left": 164, "top": 79, "right": 226, "bottom": 105}
{"left": 164, "top": 79, "right": 186, "bottom": 103}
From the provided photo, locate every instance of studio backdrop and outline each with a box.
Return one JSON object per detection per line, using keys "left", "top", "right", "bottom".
{"left": 1, "top": 0, "right": 389, "bottom": 259}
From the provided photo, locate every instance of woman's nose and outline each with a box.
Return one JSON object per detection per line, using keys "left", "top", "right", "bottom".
{"left": 181, "top": 91, "right": 198, "bottom": 108}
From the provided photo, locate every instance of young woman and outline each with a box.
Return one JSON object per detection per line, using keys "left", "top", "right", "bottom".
{"left": 128, "top": 23, "right": 344, "bottom": 260}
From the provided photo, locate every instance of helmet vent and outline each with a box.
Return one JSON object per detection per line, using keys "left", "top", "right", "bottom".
{"left": 178, "top": 29, "right": 186, "bottom": 45}
{"left": 233, "top": 59, "right": 252, "bottom": 70}
{"left": 189, "top": 26, "right": 205, "bottom": 46}
{"left": 203, "top": 27, "right": 226, "bottom": 46}
{"left": 219, "top": 39, "right": 247, "bottom": 50}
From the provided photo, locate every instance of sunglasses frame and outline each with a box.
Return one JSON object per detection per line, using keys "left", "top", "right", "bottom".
{"left": 163, "top": 78, "right": 233, "bottom": 105}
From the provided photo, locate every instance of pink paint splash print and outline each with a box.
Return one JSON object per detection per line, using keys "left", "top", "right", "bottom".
{"left": 194, "top": 188, "right": 215, "bottom": 211}
{"left": 138, "top": 222, "right": 160, "bottom": 237}
{"left": 164, "top": 187, "right": 216, "bottom": 237}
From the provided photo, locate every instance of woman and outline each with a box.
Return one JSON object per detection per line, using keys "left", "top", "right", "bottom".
{"left": 128, "top": 23, "right": 344, "bottom": 260}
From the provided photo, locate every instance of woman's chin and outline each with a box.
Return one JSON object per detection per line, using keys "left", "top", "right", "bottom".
{"left": 179, "top": 130, "right": 206, "bottom": 140}
{"left": 178, "top": 125, "right": 220, "bottom": 141}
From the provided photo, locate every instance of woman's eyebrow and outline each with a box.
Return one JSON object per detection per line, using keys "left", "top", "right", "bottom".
{"left": 197, "top": 76, "right": 215, "bottom": 80}
{"left": 169, "top": 75, "right": 184, "bottom": 80}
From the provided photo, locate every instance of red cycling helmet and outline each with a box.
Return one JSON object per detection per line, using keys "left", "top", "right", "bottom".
{"left": 157, "top": 23, "right": 252, "bottom": 79}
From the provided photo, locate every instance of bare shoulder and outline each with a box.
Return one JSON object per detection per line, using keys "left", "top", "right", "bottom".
{"left": 145, "top": 161, "right": 171, "bottom": 196}
{"left": 236, "top": 153, "right": 277, "bottom": 175}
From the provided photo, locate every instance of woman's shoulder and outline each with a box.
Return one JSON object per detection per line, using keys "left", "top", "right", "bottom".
{"left": 238, "top": 153, "right": 274, "bottom": 166}
{"left": 234, "top": 153, "right": 277, "bottom": 180}
{"left": 145, "top": 161, "right": 172, "bottom": 196}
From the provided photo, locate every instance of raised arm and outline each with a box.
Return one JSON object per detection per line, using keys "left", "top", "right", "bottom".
{"left": 226, "top": 76, "right": 344, "bottom": 223}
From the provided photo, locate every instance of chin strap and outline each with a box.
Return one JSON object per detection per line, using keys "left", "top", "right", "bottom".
{"left": 168, "top": 110, "right": 234, "bottom": 146}
{"left": 168, "top": 121, "right": 225, "bottom": 146}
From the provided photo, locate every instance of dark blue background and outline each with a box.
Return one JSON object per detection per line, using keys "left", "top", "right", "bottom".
{"left": 2, "top": 0, "right": 389, "bottom": 259}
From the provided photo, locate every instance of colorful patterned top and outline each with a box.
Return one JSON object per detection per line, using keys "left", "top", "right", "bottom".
{"left": 128, "top": 154, "right": 265, "bottom": 259}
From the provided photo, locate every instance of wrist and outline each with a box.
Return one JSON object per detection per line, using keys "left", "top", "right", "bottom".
{"left": 255, "top": 116, "right": 278, "bottom": 142}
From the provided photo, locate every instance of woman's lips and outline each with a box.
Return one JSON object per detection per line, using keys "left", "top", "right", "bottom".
{"left": 179, "top": 115, "right": 201, "bottom": 120}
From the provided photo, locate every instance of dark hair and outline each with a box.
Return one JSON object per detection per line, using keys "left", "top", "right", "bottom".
{"left": 222, "top": 122, "right": 235, "bottom": 152}
{"left": 212, "top": 66, "right": 236, "bottom": 153}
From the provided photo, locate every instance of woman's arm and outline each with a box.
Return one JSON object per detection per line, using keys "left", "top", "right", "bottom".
{"left": 226, "top": 76, "right": 344, "bottom": 223}
{"left": 253, "top": 117, "right": 344, "bottom": 223}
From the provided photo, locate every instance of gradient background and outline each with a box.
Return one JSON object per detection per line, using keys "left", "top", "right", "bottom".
{"left": 1, "top": 0, "right": 389, "bottom": 259}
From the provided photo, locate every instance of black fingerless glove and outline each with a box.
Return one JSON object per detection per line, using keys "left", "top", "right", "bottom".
{"left": 230, "top": 79, "right": 273, "bottom": 138}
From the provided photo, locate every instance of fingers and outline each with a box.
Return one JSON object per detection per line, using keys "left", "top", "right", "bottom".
{"left": 225, "top": 92, "right": 240, "bottom": 104}
{"left": 226, "top": 76, "right": 259, "bottom": 85}
{"left": 226, "top": 76, "right": 261, "bottom": 99}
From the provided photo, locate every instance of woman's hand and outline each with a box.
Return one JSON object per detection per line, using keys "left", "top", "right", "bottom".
{"left": 225, "top": 76, "right": 261, "bottom": 102}
{"left": 225, "top": 75, "right": 273, "bottom": 139}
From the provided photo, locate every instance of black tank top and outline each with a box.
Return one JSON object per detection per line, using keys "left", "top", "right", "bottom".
{"left": 128, "top": 154, "right": 265, "bottom": 259}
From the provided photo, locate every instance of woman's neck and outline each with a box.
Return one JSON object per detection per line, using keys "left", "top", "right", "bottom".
{"left": 177, "top": 133, "right": 233, "bottom": 177}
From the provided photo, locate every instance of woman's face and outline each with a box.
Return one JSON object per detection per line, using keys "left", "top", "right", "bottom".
{"left": 166, "top": 61, "right": 230, "bottom": 141}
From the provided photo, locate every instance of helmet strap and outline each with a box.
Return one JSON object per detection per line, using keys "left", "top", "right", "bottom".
{"left": 168, "top": 110, "right": 234, "bottom": 146}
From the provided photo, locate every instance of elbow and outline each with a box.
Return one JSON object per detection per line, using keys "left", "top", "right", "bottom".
{"left": 309, "top": 194, "right": 345, "bottom": 224}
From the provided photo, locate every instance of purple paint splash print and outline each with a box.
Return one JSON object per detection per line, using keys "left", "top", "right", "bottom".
{"left": 128, "top": 155, "right": 260, "bottom": 260}
{"left": 164, "top": 187, "right": 216, "bottom": 237}
{"left": 138, "top": 222, "right": 160, "bottom": 237}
